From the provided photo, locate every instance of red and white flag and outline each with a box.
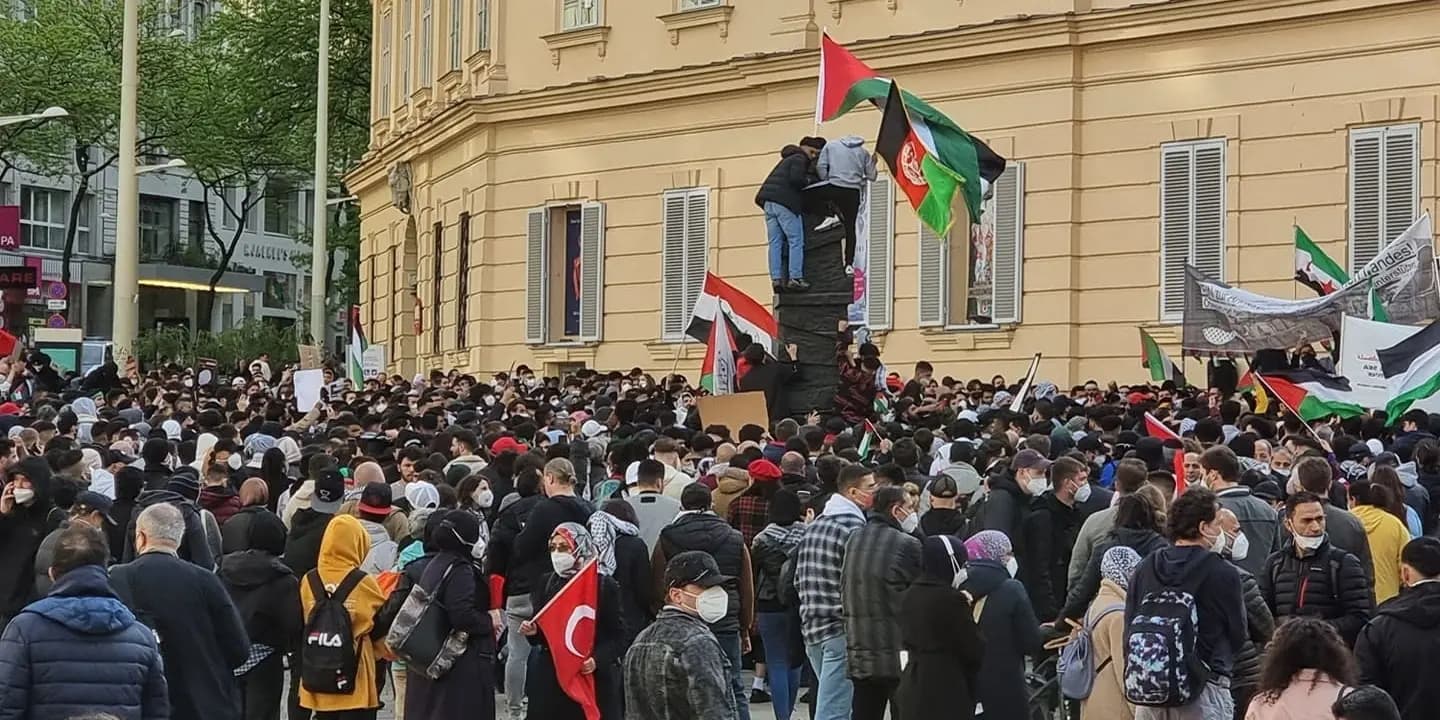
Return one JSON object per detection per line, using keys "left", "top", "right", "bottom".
{"left": 533, "top": 560, "right": 601, "bottom": 720}
{"left": 1143, "top": 412, "right": 1190, "bottom": 496}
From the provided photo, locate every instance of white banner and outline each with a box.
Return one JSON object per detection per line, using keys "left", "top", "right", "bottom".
{"left": 1338, "top": 315, "right": 1440, "bottom": 412}
{"left": 361, "top": 344, "right": 386, "bottom": 379}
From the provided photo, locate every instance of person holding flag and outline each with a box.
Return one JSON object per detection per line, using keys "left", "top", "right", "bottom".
{"left": 519, "top": 522, "right": 625, "bottom": 720}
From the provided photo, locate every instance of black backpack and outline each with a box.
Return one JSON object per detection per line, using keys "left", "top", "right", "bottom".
{"left": 301, "top": 569, "right": 366, "bottom": 694}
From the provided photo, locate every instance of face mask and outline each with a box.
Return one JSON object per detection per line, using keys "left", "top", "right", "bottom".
{"left": 852, "top": 489, "right": 875, "bottom": 511}
{"left": 1273, "top": 467, "right": 1291, "bottom": 478}
{"left": 12, "top": 487, "right": 34, "bottom": 505}
{"left": 1294, "top": 533, "right": 1325, "bottom": 552}
{"left": 474, "top": 488, "right": 494, "bottom": 509}
{"left": 551, "top": 552, "right": 577, "bottom": 576}
{"left": 1210, "top": 527, "right": 1228, "bottom": 555}
{"left": 694, "top": 586, "right": 728, "bottom": 624}
{"left": 373, "top": 403, "right": 387, "bottom": 414}
{"left": 471, "top": 539, "right": 487, "bottom": 561}
{"left": 1229, "top": 531, "right": 1250, "bottom": 561}
{"left": 1074, "top": 482, "right": 1092, "bottom": 504}
{"left": 1026, "top": 476, "right": 1049, "bottom": 497}
{"left": 550, "top": 399, "right": 562, "bottom": 409}
{"left": 228, "top": 454, "right": 243, "bottom": 470}
{"left": 1004, "top": 556, "right": 1019, "bottom": 577}
{"left": 900, "top": 511, "right": 919, "bottom": 534}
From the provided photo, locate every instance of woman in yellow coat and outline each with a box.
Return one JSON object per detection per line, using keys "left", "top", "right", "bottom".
{"left": 1081, "top": 546, "right": 1143, "bottom": 720}
{"left": 299, "top": 514, "right": 388, "bottom": 719}
{"left": 1349, "top": 479, "right": 1410, "bottom": 604}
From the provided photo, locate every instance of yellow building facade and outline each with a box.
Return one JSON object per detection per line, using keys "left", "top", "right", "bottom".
{"left": 347, "top": 0, "right": 1439, "bottom": 386}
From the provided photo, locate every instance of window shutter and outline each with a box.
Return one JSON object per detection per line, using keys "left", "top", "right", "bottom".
{"left": 917, "top": 223, "right": 947, "bottom": 327}
{"left": 865, "top": 176, "right": 894, "bottom": 330}
{"left": 1383, "top": 125, "right": 1419, "bottom": 250}
{"left": 1349, "top": 129, "right": 1382, "bottom": 272}
{"left": 525, "top": 208, "right": 548, "bottom": 345}
{"left": 431, "top": 221, "right": 443, "bottom": 355}
{"left": 456, "top": 212, "right": 470, "bottom": 349}
{"left": 661, "top": 192, "right": 687, "bottom": 339}
{"left": 1160, "top": 145, "right": 1194, "bottom": 319}
{"left": 683, "top": 190, "right": 708, "bottom": 330}
{"left": 1191, "top": 143, "right": 1225, "bottom": 283}
{"left": 990, "top": 163, "right": 1023, "bottom": 324}
{"left": 578, "top": 202, "right": 605, "bottom": 342}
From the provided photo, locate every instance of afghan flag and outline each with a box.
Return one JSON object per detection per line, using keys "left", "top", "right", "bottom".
{"left": 1142, "top": 412, "right": 1190, "bottom": 495}
{"left": 686, "top": 273, "right": 778, "bottom": 354}
{"left": 1377, "top": 318, "right": 1440, "bottom": 420}
{"left": 1256, "top": 370, "right": 1366, "bottom": 421}
{"left": 347, "top": 305, "right": 366, "bottom": 387}
{"left": 817, "top": 32, "right": 1004, "bottom": 224}
{"left": 1139, "top": 328, "right": 1184, "bottom": 384}
{"left": 1293, "top": 226, "right": 1348, "bottom": 296}
{"left": 699, "top": 310, "right": 738, "bottom": 395}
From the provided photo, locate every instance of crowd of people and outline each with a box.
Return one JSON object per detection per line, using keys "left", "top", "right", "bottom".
{"left": 0, "top": 341, "right": 1435, "bottom": 720}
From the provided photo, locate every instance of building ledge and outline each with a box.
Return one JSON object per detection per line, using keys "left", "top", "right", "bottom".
{"left": 921, "top": 324, "right": 1015, "bottom": 351}
{"left": 828, "top": 0, "right": 896, "bottom": 21}
{"left": 529, "top": 343, "right": 599, "bottom": 365}
{"left": 646, "top": 339, "right": 705, "bottom": 364}
{"left": 540, "top": 25, "right": 610, "bottom": 67}
{"left": 657, "top": 5, "right": 733, "bottom": 45}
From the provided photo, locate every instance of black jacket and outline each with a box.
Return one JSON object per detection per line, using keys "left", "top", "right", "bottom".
{"left": 1059, "top": 526, "right": 1167, "bottom": 621}
{"left": 1231, "top": 566, "right": 1275, "bottom": 693}
{"left": 281, "top": 508, "right": 333, "bottom": 577}
{"left": 121, "top": 489, "right": 216, "bottom": 570}
{"left": 1018, "top": 492, "right": 1081, "bottom": 621}
{"left": 513, "top": 494, "right": 594, "bottom": 597}
{"left": 656, "top": 511, "right": 748, "bottom": 634}
{"left": 737, "top": 358, "right": 799, "bottom": 424}
{"left": 973, "top": 473, "right": 1030, "bottom": 544}
{"left": 220, "top": 505, "right": 281, "bottom": 555}
{"left": 404, "top": 553, "right": 496, "bottom": 720}
{"left": 612, "top": 532, "right": 654, "bottom": 649}
{"left": 528, "top": 571, "right": 626, "bottom": 720}
{"left": 1356, "top": 582, "right": 1440, "bottom": 720}
{"left": 0, "top": 457, "right": 64, "bottom": 621}
{"left": 961, "top": 559, "right": 1041, "bottom": 720}
{"left": 111, "top": 551, "right": 251, "bottom": 720}
{"left": 1259, "top": 539, "right": 1374, "bottom": 646}
{"left": 919, "top": 507, "right": 966, "bottom": 537}
{"left": 485, "top": 493, "right": 540, "bottom": 597}
{"left": 218, "top": 549, "right": 302, "bottom": 652}
{"left": 754, "top": 145, "right": 811, "bottom": 213}
{"left": 898, "top": 579, "right": 984, "bottom": 720}
{"left": 841, "top": 513, "right": 923, "bottom": 680}
{"left": 1128, "top": 545, "right": 1246, "bottom": 677}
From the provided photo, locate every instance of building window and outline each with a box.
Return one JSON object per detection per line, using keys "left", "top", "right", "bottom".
{"left": 476, "top": 0, "right": 489, "bottom": 50}
{"left": 660, "top": 188, "right": 708, "bottom": 341}
{"left": 863, "top": 176, "right": 894, "bottom": 330}
{"left": 560, "top": 0, "right": 598, "bottom": 30}
{"left": 457, "top": 212, "right": 470, "bottom": 348}
{"left": 188, "top": 200, "right": 206, "bottom": 250}
{"left": 916, "top": 163, "right": 1025, "bottom": 327}
{"left": 139, "top": 195, "right": 177, "bottom": 259}
{"left": 447, "top": 0, "right": 460, "bottom": 69}
{"left": 379, "top": 10, "right": 392, "bottom": 116}
{"left": 678, "top": 0, "right": 720, "bottom": 8}
{"left": 264, "top": 181, "right": 301, "bottom": 235}
{"left": 401, "top": 0, "right": 412, "bottom": 96}
{"left": 431, "top": 221, "right": 442, "bottom": 355}
{"left": 419, "top": 0, "right": 432, "bottom": 86}
{"left": 19, "top": 187, "right": 64, "bottom": 251}
{"left": 1349, "top": 124, "right": 1419, "bottom": 273}
{"left": 1159, "top": 139, "right": 1225, "bottom": 321}
{"left": 263, "top": 271, "right": 295, "bottom": 310}
{"left": 526, "top": 202, "right": 605, "bottom": 344}
{"left": 219, "top": 187, "right": 237, "bottom": 229}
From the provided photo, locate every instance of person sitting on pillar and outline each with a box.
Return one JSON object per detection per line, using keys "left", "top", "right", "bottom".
{"left": 755, "top": 137, "right": 826, "bottom": 294}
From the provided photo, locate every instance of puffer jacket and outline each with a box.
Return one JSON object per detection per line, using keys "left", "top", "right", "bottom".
{"left": 0, "top": 564, "right": 168, "bottom": 720}
{"left": 655, "top": 511, "right": 752, "bottom": 635}
{"left": 1230, "top": 566, "right": 1274, "bottom": 696}
{"left": 712, "top": 467, "right": 751, "bottom": 519}
{"left": 1259, "top": 538, "right": 1373, "bottom": 646}
{"left": 753, "top": 145, "right": 811, "bottom": 213}
{"left": 841, "top": 512, "right": 922, "bottom": 680}
{"left": 622, "top": 608, "right": 737, "bottom": 720}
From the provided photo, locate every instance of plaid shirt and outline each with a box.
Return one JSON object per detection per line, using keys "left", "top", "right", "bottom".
{"left": 795, "top": 504, "right": 866, "bottom": 645}
{"left": 728, "top": 495, "right": 770, "bottom": 547}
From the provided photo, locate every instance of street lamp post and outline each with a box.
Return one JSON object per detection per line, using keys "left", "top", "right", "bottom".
{"left": 0, "top": 106, "right": 68, "bottom": 129}
{"left": 112, "top": 0, "right": 141, "bottom": 364}
{"left": 308, "top": 0, "right": 331, "bottom": 348}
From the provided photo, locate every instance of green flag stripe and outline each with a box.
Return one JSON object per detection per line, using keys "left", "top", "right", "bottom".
{"left": 1386, "top": 372, "right": 1440, "bottom": 419}
{"left": 1295, "top": 227, "right": 1349, "bottom": 284}
{"left": 1297, "top": 395, "right": 1367, "bottom": 421}
{"left": 917, "top": 153, "right": 962, "bottom": 237}
{"left": 1141, "top": 331, "right": 1170, "bottom": 382}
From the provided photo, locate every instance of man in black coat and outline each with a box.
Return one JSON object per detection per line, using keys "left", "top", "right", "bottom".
{"left": 1260, "top": 491, "right": 1374, "bottom": 646}
{"left": 1018, "top": 456, "right": 1086, "bottom": 622}
{"left": 754, "top": 139, "right": 824, "bottom": 292}
{"left": 282, "top": 466, "right": 343, "bottom": 576}
{"left": 112, "top": 502, "right": 250, "bottom": 720}
{"left": 736, "top": 342, "right": 800, "bottom": 424}
{"left": 1356, "top": 536, "right": 1440, "bottom": 720}
{"left": 0, "top": 457, "right": 64, "bottom": 628}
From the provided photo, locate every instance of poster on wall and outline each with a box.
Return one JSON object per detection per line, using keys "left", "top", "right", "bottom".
{"left": 848, "top": 184, "right": 871, "bottom": 325}
{"left": 565, "top": 209, "right": 582, "bottom": 336}
{"left": 969, "top": 191, "right": 997, "bottom": 322}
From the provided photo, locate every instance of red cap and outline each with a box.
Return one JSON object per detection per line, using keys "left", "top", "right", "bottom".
{"left": 490, "top": 436, "right": 529, "bottom": 456}
{"left": 1127, "top": 391, "right": 1149, "bottom": 406}
{"left": 748, "top": 459, "right": 782, "bottom": 482}
{"left": 0, "top": 402, "right": 19, "bottom": 416}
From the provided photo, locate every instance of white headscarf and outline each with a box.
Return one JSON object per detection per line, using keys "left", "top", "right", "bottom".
{"left": 191, "top": 433, "right": 218, "bottom": 471}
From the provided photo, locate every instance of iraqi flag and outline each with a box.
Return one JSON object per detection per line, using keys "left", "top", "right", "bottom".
{"left": 533, "top": 560, "right": 601, "bottom": 720}
{"left": 1143, "top": 412, "right": 1190, "bottom": 496}
{"left": 685, "top": 273, "right": 778, "bottom": 354}
{"left": 1256, "top": 370, "right": 1366, "bottom": 422}
{"left": 1293, "top": 226, "right": 1348, "bottom": 296}
{"left": 1139, "top": 328, "right": 1184, "bottom": 385}
{"left": 816, "top": 32, "right": 1004, "bottom": 223}
{"left": 700, "top": 310, "right": 738, "bottom": 395}
{"left": 347, "top": 305, "right": 366, "bottom": 388}
{"left": 1378, "top": 318, "right": 1440, "bottom": 420}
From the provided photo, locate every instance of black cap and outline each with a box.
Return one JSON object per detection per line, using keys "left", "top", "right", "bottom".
{"left": 73, "top": 490, "right": 117, "bottom": 526}
{"left": 664, "top": 550, "right": 729, "bottom": 589}
{"left": 313, "top": 469, "right": 345, "bottom": 514}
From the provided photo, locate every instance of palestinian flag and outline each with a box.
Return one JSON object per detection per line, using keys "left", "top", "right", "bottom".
{"left": 1294, "top": 226, "right": 1348, "bottom": 296}
{"left": 1256, "top": 370, "right": 1366, "bottom": 421}
{"left": 685, "top": 273, "right": 778, "bottom": 354}
{"left": 857, "top": 420, "right": 879, "bottom": 459}
{"left": 1142, "top": 412, "right": 1190, "bottom": 496}
{"left": 1139, "top": 328, "right": 1184, "bottom": 384}
{"left": 1377, "top": 318, "right": 1440, "bottom": 419}
{"left": 347, "top": 305, "right": 366, "bottom": 387}
{"left": 816, "top": 32, "right": 1004, "bottom": 223}
{"left": 876, "top": 82, "right": 964, "bottom": 239}
{"left": 699, "top": 311, "right": 738, "bottom": 395}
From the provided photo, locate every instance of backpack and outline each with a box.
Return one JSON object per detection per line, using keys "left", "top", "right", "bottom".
{"left": 301, "top": 569, "right": 366, "bottom": 694}
{"left": 1122, "top": 554, "right": 1215, "bottom": 707}
{"left": 1059, "top": 603, "right": 1125, "bottom": 700}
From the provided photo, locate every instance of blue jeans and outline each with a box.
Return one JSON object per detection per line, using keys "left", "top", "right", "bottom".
{"left": 758, "top": 612, "right": 802, "bottom": 720}
{"left": 763, "top": 201, "right": 805, "bottom": 281}
{"left": 714, "top": 629, "right": 751, "bottom": 720}
{"left": 804, "top": 634, "right": 852, "bottom": 720}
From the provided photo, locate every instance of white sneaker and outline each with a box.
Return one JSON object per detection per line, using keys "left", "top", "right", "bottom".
{"left": 814, "top": 215, "right": 842, "bottom": 232}
{"left": 845, "top": 265, "right": 855, "bottom": 276}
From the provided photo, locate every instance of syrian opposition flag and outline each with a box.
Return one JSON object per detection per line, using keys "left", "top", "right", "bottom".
{"left": 700, "top": 311, "right": 738, "bottom": 395}
{"left": 533, "top": 560, "right": 601, "bottom": 720}
{"left": 685, "top": 273, "right": 778, "bottom": 354}
{"left": 817, "top": 32, "right": 1004, "bottom": 223}
{"left": 347, "top": 305, "right": 367, "bottom": 387}
{"left": 1294, "top": 226, "right": 1349, "bottom": 296}
{"left": 1256, "top": 370, "right": 1366, "bottom": 422}
{"left": 1377, "top": 318, "right": 1440, "bottom": 420}
{"left": 1143, "top": 412, "right": 1191, "bottom": 495}
{"left": 1139, "top": 328, "right": 1184, "bottom": 384}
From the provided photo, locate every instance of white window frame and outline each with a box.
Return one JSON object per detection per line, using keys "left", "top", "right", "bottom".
{"left": 913, "top": 163, "right": 1025, "bottom": 329}
{"left": 1159, "top": 138, "right": 1226, "bottom": 322}
{"left": 19, "top": 186, "right": 88, "bottom": 253}
{"left": 379, "top": 9, "right": 392, "bottom": 116}
{"left": 475, "top": 0, "right": 489, "bottom": 51}
{"left": 678, "top": 0, "right": 721, "bottom": 8}
{"left": 419, "top": 0, "right": 432, "bottom": 86}
{"left": 660, "top": 188, "right": 709, "bottom": 341}
{"left": 400, "top": 0, "right": 412, "bottom": 97}
{"left": 447, "top": 0, "right": 460, "bottom": 70}
{"left": 560, "top": 0, "right": 599, "bottom": 31}
{"left": 1348, "top": 124, "right": 1419, "bottom": 273}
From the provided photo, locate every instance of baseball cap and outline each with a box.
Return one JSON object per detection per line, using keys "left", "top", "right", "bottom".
{"left": 73, "top": 491, "right": 117, "bottom": 526}
{"left": 357, "top": 482, "right": 393, "bottom": 516}
{"left": 490, "top": 436, "right": 529, "bottom": 456}
{"left": 664, "top": 550, "right": 730, "bottom": 589}
{"left": 581, "top": 420, "right": 607, "bottom": 440}
{"left": 312, "top": 469, "right": 345, "bottom": 514}
{"left": 1012, "top": 449, "right": 1052, "bottom": 472}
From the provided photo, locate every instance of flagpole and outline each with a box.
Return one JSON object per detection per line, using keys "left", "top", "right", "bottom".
{"left": 1253, "top": 373, "right": 1327, "bottom": 444}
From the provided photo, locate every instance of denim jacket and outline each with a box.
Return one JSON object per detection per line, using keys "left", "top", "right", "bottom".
{"left": 622, "top": 607, "right": 737, "bottom": 720}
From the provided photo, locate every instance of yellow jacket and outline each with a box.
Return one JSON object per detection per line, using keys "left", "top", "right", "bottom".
{"left": 298, "top": 514, "right": 388, "bottom": 712}
{"left": 1351, "top": 504, "right": 1409, "bottom": 604}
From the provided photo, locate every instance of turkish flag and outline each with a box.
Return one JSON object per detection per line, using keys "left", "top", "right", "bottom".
{"left": 1143, "top": 412, "right": 1189, "bottom": 496}
{"left": 533, "top": 560, "right": 601, "bottom": 720}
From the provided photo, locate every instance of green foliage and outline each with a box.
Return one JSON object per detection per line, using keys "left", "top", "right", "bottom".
{"left": 132, "top": 319, "right": 300, "bottom": 372}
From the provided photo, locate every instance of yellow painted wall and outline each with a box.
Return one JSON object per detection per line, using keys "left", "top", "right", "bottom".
{"left": 348, "top": 0, "right": 1440, "bottom": 385}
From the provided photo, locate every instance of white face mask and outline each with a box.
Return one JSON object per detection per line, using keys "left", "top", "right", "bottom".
{"left": 471, "top": 539, "right": 487, "bottom": 561}
{"left": 12, "top": 487, "right": 34, "bottom": 505}
{"left": 1026, "top": 476, "right": 1049, "bottom": 497}
{"left": 1074, "top": 482, "right": 1092, "bottom": 504}
{"left": 474, "top": 488, "right": 494, "bottom": 509}
{"left": 899, "top": 511, "right": 919, "bottom": 533}
{"left": 1004, "top": 556, "right": 1019, "bottom": 578}
{"left": 551, "top": 552, "right": 577, "bottom": 576}
{"left": 228, "top": 454, "right": 243, "bottom": 470}
{"left": 693, "top": 586, "right": 728, "bottom": 624}
{"left": 1229, "top": 531, "right": 1250, "bottom": 561}
{"left": 1272, "top": 467, "right": 1291, "bottom": 478}
{"left": 1294, "top": 532, "right": 1325, "bottom": 552}
{"left": 941, "top": 535, "right": 968, "bottom": 589}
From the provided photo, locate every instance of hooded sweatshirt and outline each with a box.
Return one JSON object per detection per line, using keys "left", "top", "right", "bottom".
{"left": 298, "top": 515, "right": 386, "bottom": 713}
{"left": 1127, "top": 544, "right": 1246, "bottom": 677}
{"left": 219, "top": 509, "right": 302, "bottom": 652}
{"left": 817, "top": 135, "right": 879, "bottom": 189}
{"left": 0, "top": 457, "right": 63, "bottom": 620}
{"left": 1351, "top": 504, "right": 1410, "bottom": 604}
